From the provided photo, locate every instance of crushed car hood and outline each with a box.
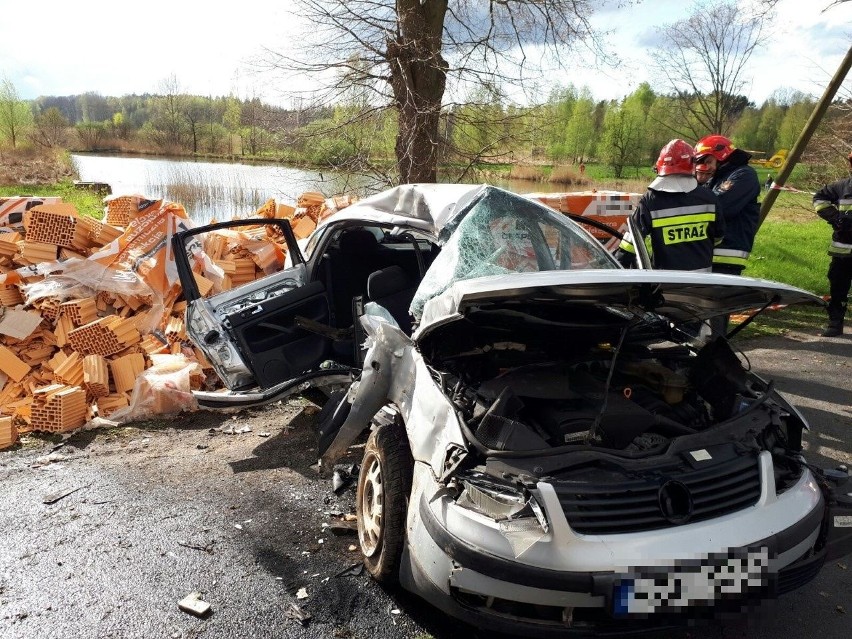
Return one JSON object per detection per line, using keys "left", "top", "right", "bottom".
{"left": 415, "top": 270, "right": 824, "bottom": 338}
{"left": 317, "top": 183, "right": 485, "bottom": 237}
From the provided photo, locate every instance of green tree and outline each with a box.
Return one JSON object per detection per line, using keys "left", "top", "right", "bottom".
{"left": 146, "top": 75, "right": 190, "bottom": 151}
{"left": 545, "top": 84, "right": 578, "bottom": 161}
{"left": 109, "top": 112, "right": 127, "bottom": 140}
{"left": 644, "top": 94, "right": 677, "bottom": 162}
{"left": 777, "top": 94, "right": 814, "bottom": 150}
{"left": 241, "top": 96, "right": 273, "bottom": 157}
{"left": 754, "top": 98, "right": 784, "bottom": 153}
{"left": 0, "top": 78, "right": 34, "bottom": 149}
{"left": 31, "top": 106, "right": 69, "bottom": 148}
{"left": 451, "top": 84, "right": 507, "bottom": 162}
{"left": 599, "top": 85, "right": 658, "bottom": 176}
{"left": 731, "top": 105, "right": 761, "bottom": 150}
{"left": 565, "top": 88, "right": 597, "bottom": 163}
{"left": 223, "top": 96, "right": 242, "bottom": 155}
{"left": 78, "top": 92, "right": 111, "bottom": 123}
{"left": 184, "top": 96, "right": 211, "bottom": 154}
{"left": 75, "top": 121, "right": 107, "bottom": 150}
{"left": 601, "top": 97, "right": 644, "bottom": 178}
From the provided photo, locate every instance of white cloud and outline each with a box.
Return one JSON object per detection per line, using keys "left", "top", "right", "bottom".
{"left": 1, "top": 0, "right": 848, "bottom": 106}
{"left": 1, "top": 0, "right": 295, "bottom": 99}
{"left": 557, "top": 0, "right": 852, "bottom": 103}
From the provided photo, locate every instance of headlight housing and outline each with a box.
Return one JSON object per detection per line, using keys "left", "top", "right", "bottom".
{"left": 455, "top": 471, "right": 549, "bottom": 533}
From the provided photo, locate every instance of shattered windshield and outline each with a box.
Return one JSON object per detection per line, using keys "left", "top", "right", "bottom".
{"left": 410, "top": 187, "right": 618, "bottom": 319}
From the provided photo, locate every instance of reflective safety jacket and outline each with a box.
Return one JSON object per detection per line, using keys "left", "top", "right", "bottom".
{"left": 705, "top": 149, "right": 760, "bottom": 268}
{"left": 813, "top": 176, "right": 852, "bottom": 258}
{"left": 617, "top": 187, "right": 725, "bottom": 271}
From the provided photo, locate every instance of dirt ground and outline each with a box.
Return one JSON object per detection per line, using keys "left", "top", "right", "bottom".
{"left": 0, "top": 150, "right": 75, "bottom": 185}
{"left": 0, "top": 330, "right": 850, "bottom": 639}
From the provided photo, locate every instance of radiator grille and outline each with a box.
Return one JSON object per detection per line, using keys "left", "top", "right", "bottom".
{"left": 554, "top": 455, "right": 761, "bottom": 535}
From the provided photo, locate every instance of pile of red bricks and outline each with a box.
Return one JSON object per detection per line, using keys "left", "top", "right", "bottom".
{"left": 0, "top": 191, "right": 354, "bottom": 448}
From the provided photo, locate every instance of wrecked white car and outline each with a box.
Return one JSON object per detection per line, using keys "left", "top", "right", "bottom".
{"left": 174, "top": 184, "right": 852, "bottom": 635}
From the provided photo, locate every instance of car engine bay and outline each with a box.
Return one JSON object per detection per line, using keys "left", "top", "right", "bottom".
{"left": 421, "top": 303, "right": 806, "bottom": 468}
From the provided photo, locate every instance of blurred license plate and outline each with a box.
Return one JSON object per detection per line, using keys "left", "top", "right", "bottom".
{"left": 613, "top": 547, "right": 770, "bottom": 615}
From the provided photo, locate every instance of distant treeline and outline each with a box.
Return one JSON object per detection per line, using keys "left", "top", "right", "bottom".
{"left": 6, "top": 82, "right": 835, "bottom": 178}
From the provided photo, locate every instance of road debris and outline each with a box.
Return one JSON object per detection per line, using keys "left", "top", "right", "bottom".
{"left": 327, "top": 520, "right": 357, "bottom": 536}
{"left": 177, "top": 540, "right": 215, "bottom": 554}
{"left": 332, "top": 470, "right": 351, "bottom": 494}
{"left": 296, "top": 587, "right": 309, "bottom": 600}
{"left": 222, "top": 424, "right": 252, "bottom": 435}
{"left": 331, "top": 464, "right": 359, "bottom": 494}
{"left": 42, "top": 484, "right": 89, "bottom": 504}
{"left": 334, "top": 562, "right": 364, "bottom": 578}
{"left": 284, "top": 602, "right": 312, "bottom": 625}
{"left": 177, "top": 591, "right": 212, "bottom": 617}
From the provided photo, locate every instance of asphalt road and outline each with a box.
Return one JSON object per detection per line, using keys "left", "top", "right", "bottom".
{"left": 0, "top": 331, "right": 849, "bottom": 639}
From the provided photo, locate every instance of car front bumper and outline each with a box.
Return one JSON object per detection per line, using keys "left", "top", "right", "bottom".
{"left": 401, "top": 461, "right": 836, "bottom": 637}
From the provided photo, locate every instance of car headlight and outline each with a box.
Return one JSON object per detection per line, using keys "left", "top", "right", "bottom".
{"left": 455, "top": 472, "right": 549, "bottom": 534}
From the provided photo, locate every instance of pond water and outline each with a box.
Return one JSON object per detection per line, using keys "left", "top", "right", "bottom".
{"left": 71, "top": 153, "right": 574, "bottom": 224}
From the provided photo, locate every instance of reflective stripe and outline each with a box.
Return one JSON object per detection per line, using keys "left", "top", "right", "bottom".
{"left": 649, "top": 204, "right": 716, "bottom": 220}
{"left": 713, "top": 255, "right": 749, "bottom": 266}
{"left": 619, "top": 240, "right": 636, "bottom": 254}
{"left": 816, "top": 198, "right": 852, "bottom": 212}
{"left": 829, "top": 241, "right": 852, "bottom": 256}
{"left": 713, "top": 248, "right": 749, "bottom": 266}
{"left": 650, "top": 213, "right": 716, "bottom": 228}
{"left": 713, "top": 249, "right": 750, "bottom": 259}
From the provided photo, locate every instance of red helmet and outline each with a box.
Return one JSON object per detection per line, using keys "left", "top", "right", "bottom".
{"left": 655, "top": 139, "right": 695, "bottom": 176}
{"left": 694, "top": 135, "right": 734, "bottom": 163}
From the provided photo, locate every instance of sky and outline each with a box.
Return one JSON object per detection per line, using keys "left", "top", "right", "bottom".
{"left": 1, "top": 0, "right": 850, "bottom": 106}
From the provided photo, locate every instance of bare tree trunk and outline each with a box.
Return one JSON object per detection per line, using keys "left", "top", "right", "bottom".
{"left": 387, "top": 0, "right": 448, "bottom": 184}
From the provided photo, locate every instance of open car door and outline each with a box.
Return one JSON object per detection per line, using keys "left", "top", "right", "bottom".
{"left": 172, "top": 219, "right": 351, "bottom": 409}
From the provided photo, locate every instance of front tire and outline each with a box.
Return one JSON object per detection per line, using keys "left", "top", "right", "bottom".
{"left": 356, "top": 417, "right": 413, "bottom": 583}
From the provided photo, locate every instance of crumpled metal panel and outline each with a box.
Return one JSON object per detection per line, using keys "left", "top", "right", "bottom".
{"left": 320, "top": 313, "right": 467, "bottom": 476}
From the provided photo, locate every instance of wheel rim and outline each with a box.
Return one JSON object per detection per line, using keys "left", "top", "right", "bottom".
{"left": 359, "top": 451, "right": 384, "bottom": 557}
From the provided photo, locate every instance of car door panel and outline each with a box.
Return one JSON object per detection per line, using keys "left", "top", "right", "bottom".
{"left": 226, "top": 280, "right": 331, "bottom": 387}
{"left": 172, "top": 218, "right": 337, "bottom": 392}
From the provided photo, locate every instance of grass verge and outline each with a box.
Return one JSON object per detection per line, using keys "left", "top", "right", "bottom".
{"left": 0, "top": 181, "right": 105, "bottom": 219}
{"left": 735, "top": 304, "right": 826, "bottom": 340}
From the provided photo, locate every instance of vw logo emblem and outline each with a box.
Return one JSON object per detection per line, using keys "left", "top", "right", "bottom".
{"left": 658, "top": 480, "right": 694, "bottom": 524}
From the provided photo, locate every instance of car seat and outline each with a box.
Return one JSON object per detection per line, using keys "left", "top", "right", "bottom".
{"left": 366, "top": 266, "right": 417, "bottom": 335}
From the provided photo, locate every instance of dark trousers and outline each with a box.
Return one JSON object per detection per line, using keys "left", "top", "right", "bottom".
{"left": 709, "top": 263, "right": 745, "bottom": 337}
{"left": 827, "top": 256, "right": 852, "bottom": 317}
{"left": 712, "top": 264, "right": 745, "bottom": 277}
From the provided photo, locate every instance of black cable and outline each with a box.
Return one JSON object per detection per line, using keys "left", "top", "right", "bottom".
{"left": 587, "top": 321, "right": 633, "bottom": 444}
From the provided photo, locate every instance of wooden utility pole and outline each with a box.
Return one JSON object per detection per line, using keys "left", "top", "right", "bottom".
{"left": 759, "top": 44, "right": 852, "bottom": 225}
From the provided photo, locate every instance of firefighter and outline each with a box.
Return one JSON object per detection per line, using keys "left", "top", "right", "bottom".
{"left": 813, "top": 151, "right": 852, "bottom": 337}
{"left": 693, "top": 134, "right": 760, "bottom": 276}
{"left": 617, "top": 139, "right": 724, "bottom": 271}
